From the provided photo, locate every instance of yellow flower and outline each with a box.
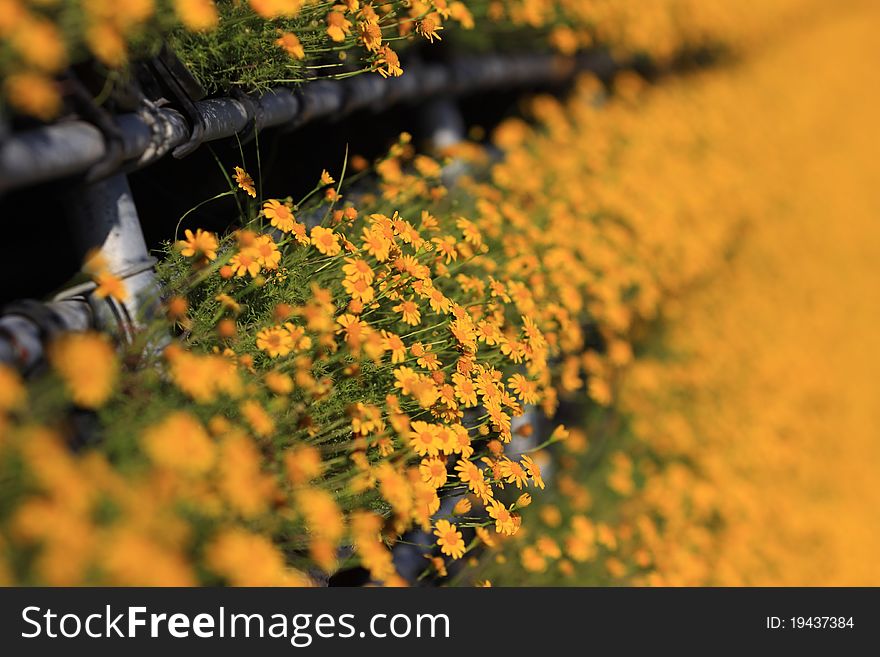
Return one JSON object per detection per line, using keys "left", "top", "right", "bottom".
{"left": 452, "top": 497, "right": 472, "bottom": 515}
{"left": 433, "top": 519, "right": 465, "bottom": 559}
{"left": 352, "top": 511, "right": 397, "bottom": 583}
{"left": 566, "top": 534, "right": 595, "bottom": 563}
{"left": 142, "top": 412, "right": 215, "bottom": 475}
{"left": 487, "top": 499, "right": 519, "bottom": 536}
{"left": 256, "top": 326, "right": 294, "bottom": 357}
{"left": 265, "top": 370, "right": 293, "bottom": 395}
{"left": 419, "top": 457, "right": 448, "bottom": 488}
{"left": 342, "top": 276, "right": 374, "bottom": 303}
{"left": 310, "top": 226, "right": 341, "bottom": 256}
{"left": 240, "top": 399, "right": 275, "bottom": 437}
{"left": 214, "top": 293, "right": 241, "bottom": 314}
{"left": 102, "top": 529, "right": 195, "bottom": 586}
{"left": 284, "top": 445, "right": 323, "bottom": 485}
{"left": 408, "top": 421, "right": 439, "bottom": 457}
{"left": 412, "top": 478, "right": 440, "bottom": 529}
{"left": 326, "top": 10, "right": 352, "bottom": 42}
{"left": 296, "top": 488, "right": 344, "bottom": 543}
{"left": 284, "top": 322, "right": 312, "bottom": 351}
{"left": 450, "top": 424, "right": 473, "bottom": 458}
{"left": 85, "top": 22, "right": 127, "bottom": 67}
{"left": 416, "top": 17, "right": 443, "bottom": 43}
{"left": 417, "top": 351, "right": 440, "bottom": 371}
{"left": 310, "top": 538, "right": 337, "bottom": 573}
{"left": 229, "top": 247, "right": 261, "bottom": 277}
{"left": 540, "top": 504, "right": 562, "bottom": 528}
{"left": 262, "top": 199, "right": 296, "bottom": 233}
{"left": 360, "top": 228, "right": 391, "bottom": 262}
{"left": 498, "top": 457, "right": 529, "bottom": 489}
{"left": 521, "top": 454, "right": 545, "bottom": 489}
{"left": 250, "top": 0, "right": 303, "bottom": 19}
{"left": 381, "top": 331, "right": 407, "bottom": 364}
{"left": 206, "top": 528, "right": 309, "bottom": 586}
{"left": 432, "top": 235, "right": 458, "bottom": 263}
{"left": 451, "top": 372, "right": 478, "bottom": 407}
{"left": 290, "top": 220, "right": 310, "bottom": 245}
{"left": 93, "top": 271, "right": 128, "bottom": 302}
{"left": 536, "top": 535, "right": 562, "bottom": 559}
{"left": 449, "top": 315, "right": 477, "bottom": 351}
{"left": 549, "top": 25, "right": 579, "bottom": 55}
{"left": 48, "top": 333, "right": 117, "bottom": 408}
{"left": 233, "top": 166, "right": 256, "bottom": 197}
{"left": 0, "top": 364, "right": 26, "bottom": 411}
{"left": 475, "top": 526, "right": 497, "bottom": 549}
{"left": 343, "top": 257, "right": 375, "bottom": 284}
{"left": 217, "top": 318, "right": 236, "bottom": 339}
{"left": 449, "top": 2, "right": 474, "bottom": 29}
{"left": 4, "top": 72, "right": 60, "bottom": 120}
{"left": 178, "top": 228, "right": 218, "bottom": 261}
{"left": 454, "top": 458, "right": 491, "bottom": 503}
{"left": 218, "top": 432, "right": 276, "bottom": 517}
{"left": 507, "top": 373, "right": 539, "bottom": 405}
{"left": 358, "top": 20, "right": 382, "bottom": 52}
{"left": 174, "top": 0, "right": 219, "bottom": 31}
{"left": 275, "top": 32, "right": 305, "bottom": 59}
{"left": 0, "top": 0, "right": 26, "bottom": 37}
{"left": 374, "top": 45, "right": 403, "bottom": 78}
{"left": 164, "top": 347, "right": 242, "bottom": 403}
{"left": 12, "top": 17, "right": 67, "bottom": 72}
{"left": 425, "top": 554, "right": 448, "bottom": 577}
{"left": 521, "top": 546, "right": 547, "bottom": 573}
{"left": 254, "top": 234, "right": 281, "bottom": 270}
{"left": 515, "top": 492, "right": 533, "bottom": 508}
{"left": 393, "top": 299, "right": 421, "bottom": 326}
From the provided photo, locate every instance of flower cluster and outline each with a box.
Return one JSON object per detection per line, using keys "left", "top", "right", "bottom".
{"left": 2, "top": 0, "right": 873, "bottom": 588}
{"left": 0, "top": 56, "right": 743, "bottom": 584}
{"left": 460, "top": 0, "right": 880, "bottom": 587}
{"left": 0, "top": 0, "right": 823, "bottom": 120}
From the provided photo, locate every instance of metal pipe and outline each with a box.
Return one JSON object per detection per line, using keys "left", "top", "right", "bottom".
{"left": 64, "top": 173, "right": 161, "bottom": 341}
{"left": 0, "top": 173, "right": 161, "bottom": 371}
{"left": 420, "top": 96, "right": 468, "bottom": 185}
{"left": 254, "top": 88, "right": 301, "bottom": 130}
{"left": 0, "top": 106, "right": 189, "bottom": 194}
{"left": 0, "top": 298, "right": 92, "bottom": 372}
{"left": 0, "top": 51, "right": 620, "bottom": 196}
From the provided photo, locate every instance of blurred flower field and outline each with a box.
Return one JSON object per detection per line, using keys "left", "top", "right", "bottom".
{"left": 1, "top": 0, "right": 815, "bottom": 119}
{"left": 1, "top": 0, "right": 878, "bottom": 586}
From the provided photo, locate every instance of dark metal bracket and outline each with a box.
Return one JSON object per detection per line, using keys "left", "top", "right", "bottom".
{"left": 140, "top": 45, "right": 209, "bottom": 159}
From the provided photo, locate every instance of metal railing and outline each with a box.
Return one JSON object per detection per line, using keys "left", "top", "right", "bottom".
{"left": 0, "top": 51, "right": 617, "bottom": 196}
{"left": 0, "top": 48, "right": 624, "bottom": 372}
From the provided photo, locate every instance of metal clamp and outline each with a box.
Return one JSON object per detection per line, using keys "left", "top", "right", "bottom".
{"left": 139, "top": 44, "right": 209, "bottom": 159}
